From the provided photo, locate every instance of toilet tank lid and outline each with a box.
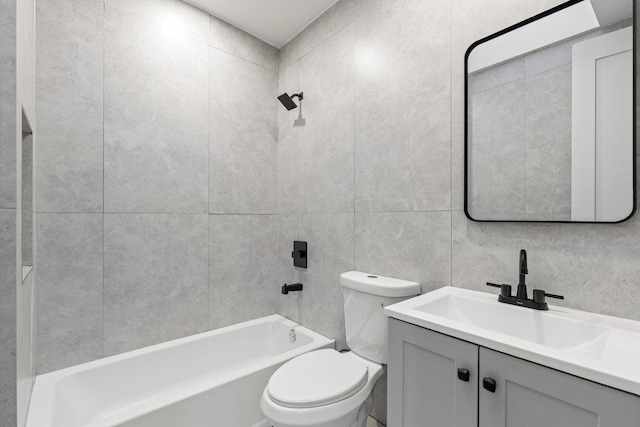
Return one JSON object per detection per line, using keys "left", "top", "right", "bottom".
{"left": 340, "top": 271, "right": 421, "bottom": 298}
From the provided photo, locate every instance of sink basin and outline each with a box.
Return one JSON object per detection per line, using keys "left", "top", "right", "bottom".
{"left": 385, "top": 286, "right": 640, "bottom": 395}
{"left": 413, "top": 293, "right": 608, "bottom": 351}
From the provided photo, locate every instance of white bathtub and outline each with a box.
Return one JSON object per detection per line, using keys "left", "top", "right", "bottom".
{"left": 27, "top": 315, "right": 334, "bottom": 427}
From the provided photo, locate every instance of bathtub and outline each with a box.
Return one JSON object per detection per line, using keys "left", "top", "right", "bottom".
{"left": 27, "top": 315, "right": 334, "bottom": 427}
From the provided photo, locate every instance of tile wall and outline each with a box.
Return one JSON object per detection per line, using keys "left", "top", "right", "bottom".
{"left": 35, "top": 0, "right": 279, "bottom": 373}
{"left": 277, "top": 0, "right": 639, "bottom": 423}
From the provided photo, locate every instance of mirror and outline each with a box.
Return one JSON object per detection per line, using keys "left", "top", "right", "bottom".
{"left": 465, "top": 0, "right": 635, "bottom": 223}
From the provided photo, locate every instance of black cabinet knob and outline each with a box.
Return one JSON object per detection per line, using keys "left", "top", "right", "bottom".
{"left": 482, "top": 377, "right": 497, "bottom": 393}
{"left": 457, "top": 368, "right": 470, "bottom": 382}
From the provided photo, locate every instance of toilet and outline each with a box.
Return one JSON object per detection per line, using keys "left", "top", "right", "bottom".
{"left": 260, "top": 271, "right": 421, "bottom": 427}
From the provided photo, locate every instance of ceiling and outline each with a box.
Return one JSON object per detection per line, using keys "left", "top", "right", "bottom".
{"left": 184, "top": 0, "right": 340, "bottom": 48}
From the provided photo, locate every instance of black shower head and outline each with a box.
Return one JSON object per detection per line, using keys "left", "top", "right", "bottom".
{"left": 278, "top": 92, "right": 303, "bottom": 110}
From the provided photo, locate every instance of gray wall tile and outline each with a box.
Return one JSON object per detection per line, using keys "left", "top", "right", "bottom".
{"left": 106, "top": 0, "right": 210, "bottom": 42}
{"left": 469, "top": 58, "right": 524, "bottom": 95}
{"left": 468, "top": 81, "right": 525, "bottom": 216}
{"left": 525, "top": 65, "right": 572, "bottom": 215}
{"left": 104, "top": 6, "right": 209, "bottom": 213}
{"left": 17, "top": 0, "right": 35, "bottom": 122}
{"left": 0, "top": 0, "right": 16, "bottom": 209}
{"left": 298, "top": 0, "right": 355, "bottom": 58}
{"left": 355, "top": 211, "right": 451, "bottom": 292}
{"left": 209, "top": 49, "right": 278, "bottom": 214}
{"left": 210, "top": 15, "right": 278, "bottom": 71}
{"left": 36, "top": 213, "right": 103, "bottom": 373}
{"left": 36, "top": 0, "right": 103, "bottom": 212}
{"left": 35, "top": 0, "right": 281, "bottom": 373}
{"left": 277, "top": 63, "right": 300, "bottom": 214}
{"left": 277, "top": 214, "right": 301, "bottom": 321}
{"left": 278, "top": 39, "right": 299, "bottom": 72}
{"left": 451, "top": 0, "right": 566, "bottom": 211}
{"left": 0, "top": 209, "right": 16, "bottom": 425}
{"left": 297, "top": 213, "right": 355, "bottom": 350}
{"left": 104, "top": 214, "right": 208, "bottom": 356}
{"left": 452, "top": 211, "right": 640, "bottom": 322}
{"left": 0, "top": 6, "right": 16, "bottom": 422}
{"left": 355, "top": 0, "right": 451, "bottom": 212}
{"left": 525, "top": 37, "right": 574, "bottom": 78}
{"left": 209, "top": 215, "right": 278, "bottom": 329}
{"left": 298, "top": 24, "right": 355, "bottom": 214}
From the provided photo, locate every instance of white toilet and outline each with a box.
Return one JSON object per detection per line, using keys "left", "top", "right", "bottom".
{"left": 260, "top": 271, "right": 420, "bottom": 427}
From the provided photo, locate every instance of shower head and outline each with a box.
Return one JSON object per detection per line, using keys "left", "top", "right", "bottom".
{"left": 278, "top": 92, "right": 304, "bottom": 110}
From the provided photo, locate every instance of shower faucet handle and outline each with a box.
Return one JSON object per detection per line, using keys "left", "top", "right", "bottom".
{"left": 291, "top": 241, "right": 307, "bottom": 268}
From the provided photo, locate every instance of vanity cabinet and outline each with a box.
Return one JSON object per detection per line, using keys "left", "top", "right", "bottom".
{"left": 388, "top": 319, "right": 640, "bottom": 427}
{"left": 387, "top": 318, "right": 478, "bottom": 427}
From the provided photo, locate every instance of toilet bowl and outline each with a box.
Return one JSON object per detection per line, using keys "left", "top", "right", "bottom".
{"left": 261, "top": 272, "right": 420, "bottom": 427}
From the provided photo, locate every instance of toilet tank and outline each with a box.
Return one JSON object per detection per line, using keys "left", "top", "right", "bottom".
{"left": 340, "top": 271, "right": 420, "bottom": 364}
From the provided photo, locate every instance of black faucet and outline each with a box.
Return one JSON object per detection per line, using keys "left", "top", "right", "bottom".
{"left": 282, "top": 283, "right": 303, "bottom": 295}
{"left": 486, "top": 249, "right": 564, "bottom": 311}
{"left": 516, "top": 249, "right": 528, "bottom": 300}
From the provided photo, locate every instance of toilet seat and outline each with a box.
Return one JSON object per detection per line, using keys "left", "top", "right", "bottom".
{"left": 267, "top": 349, "right": 369, "bottom": 409}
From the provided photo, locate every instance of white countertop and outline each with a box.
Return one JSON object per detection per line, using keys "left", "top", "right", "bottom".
{"left": 384, "top": 286, "right": 640, "bottom": 396}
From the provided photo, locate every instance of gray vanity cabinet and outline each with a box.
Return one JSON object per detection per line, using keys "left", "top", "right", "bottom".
{"left": 388, "top": 318, "right": 640, "bottom": 427}
{"left": 387, "top": 318, "right": 478, "bottom": 427}
{"left": 479, "top": 347, "right": 640, "bottom": 427}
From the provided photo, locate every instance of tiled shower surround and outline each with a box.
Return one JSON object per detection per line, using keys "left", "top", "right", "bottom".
{"left": 36, "top": 0, "right": 279, "bottom": 373}
{"left": 35, "top": 0, "right": 639, "bottom": 425}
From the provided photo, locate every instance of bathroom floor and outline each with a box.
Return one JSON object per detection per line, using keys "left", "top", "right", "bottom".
{"left": 366, "top": 417, "right": 385, "bottom": 427}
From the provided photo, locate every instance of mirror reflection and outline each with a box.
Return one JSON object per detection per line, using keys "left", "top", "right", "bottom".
{"left": 465, "top": 0, "right": 634, "bottom": 222}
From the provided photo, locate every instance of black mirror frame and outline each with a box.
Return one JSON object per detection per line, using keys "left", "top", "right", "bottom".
{"left": 463, "top": 0, "right": 637, "bottom": 224}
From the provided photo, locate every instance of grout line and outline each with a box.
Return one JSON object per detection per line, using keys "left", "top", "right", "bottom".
{"left": 523, "top": 70, "right": 527, "bottom": 217}
{"left": 353, "top": 19, "right": 357, "bottom": 271}
{"left": 296, "top": 17, "right": 356, "bottom": 64}
{"left": 34, "top": 209, "right": 460, "bottom": 215}
{"left": 35, "top": 211, "right": 281, "bottom": 215}
{"left": 469, "top": 74, "right": 526, "bottom": 96}
{"left": 102, "top": 0, "right": 106, "bottom": 358}
{"left": 450, "top": 1, "right": 454, "bottom": 289}
{"left": 209, "top": 45, "right": 277, "bottom": 73}
{"left": 207, "top": 43, "right": 212, "bottom": 331}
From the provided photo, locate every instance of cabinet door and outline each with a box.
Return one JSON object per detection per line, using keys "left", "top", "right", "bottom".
{"left": 388, "top": 319, "right": 478, "bottom": 427}
{"left": 479, "top": 348, "right": 640, "bottom": 427}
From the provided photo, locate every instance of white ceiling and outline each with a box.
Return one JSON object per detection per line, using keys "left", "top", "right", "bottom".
{"left": 184, "top": 0, "right": 340, "bottom": 48}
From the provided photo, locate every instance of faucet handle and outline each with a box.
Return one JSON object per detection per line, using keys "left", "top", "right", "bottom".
{"left": 486, "top": 282, "right": 512, "bottom": 298}
{"left": 533, "top": 289, "right": 564, "bottom": 304}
